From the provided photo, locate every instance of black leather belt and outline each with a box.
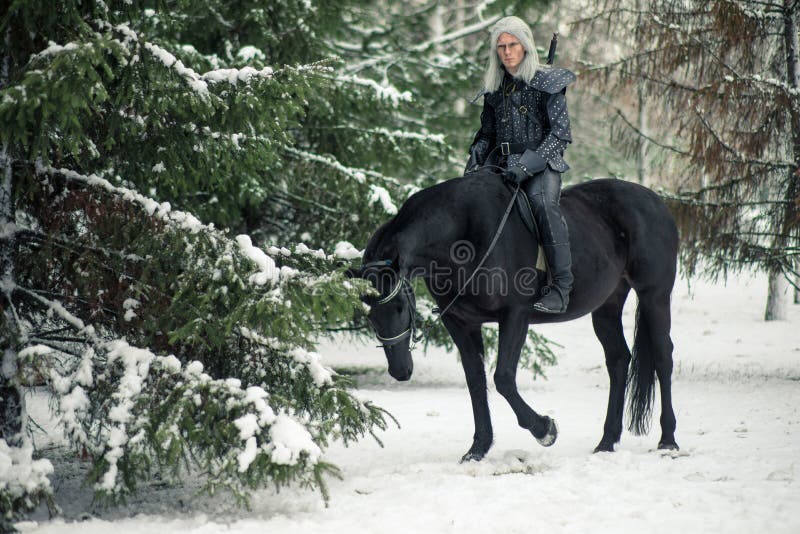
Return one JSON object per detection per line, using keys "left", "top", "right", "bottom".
{"left": 499, "top": 141, "right": 537, "bottom": 155}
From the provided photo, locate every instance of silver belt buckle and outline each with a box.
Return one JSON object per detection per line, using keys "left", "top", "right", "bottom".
{"left": 500, "top": 142, "right": 510, "bottom": 156}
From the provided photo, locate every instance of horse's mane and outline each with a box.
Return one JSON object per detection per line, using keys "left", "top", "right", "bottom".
{"left": 363, "top": 218, "right": 395, "bottom": 263}
{"left": 362, "top": 175, "right": 509, "bottom": 264}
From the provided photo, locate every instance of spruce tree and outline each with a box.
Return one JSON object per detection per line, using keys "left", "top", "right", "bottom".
{"left": 576, "top": 0, "right": 800, "bottom": 319}
{"left": 0, "top": 0, "right": 417, "bottom": 526}
{"left": 0, "top": 0, "right": 561, "bottom": 527}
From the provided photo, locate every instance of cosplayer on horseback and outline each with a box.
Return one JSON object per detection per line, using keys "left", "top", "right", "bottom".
{"left": 465, "top": 16, "right": 575, "bottom": 314}
{"left": 350, "top": 16, "right": 680, "bottom": 460}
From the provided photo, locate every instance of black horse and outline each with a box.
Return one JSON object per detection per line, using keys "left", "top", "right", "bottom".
{"left": 351, "top": 171, "right": 679, "bottom": 461}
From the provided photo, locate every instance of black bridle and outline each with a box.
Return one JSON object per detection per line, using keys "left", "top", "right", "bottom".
{"left": 362, "top": 260, "right": 422, "bottom": 348}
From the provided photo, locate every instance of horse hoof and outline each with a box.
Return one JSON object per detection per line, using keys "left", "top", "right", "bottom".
{"left": 593, "top": 442, "right": 615, "bottom": 453}
{"left": 658, "top": 441, "right": 679, "bottom": 451}
{"left": 534, "top": 417, "right": 558, "bottom": 447}
{"left": 460, "top": 451, "right": 485, "bottom": 463}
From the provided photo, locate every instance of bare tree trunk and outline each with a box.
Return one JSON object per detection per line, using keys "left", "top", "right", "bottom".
{"left": 765, "top": 269, "right": 789, "bottom": 320}
{"left": 794, "top": 271, "right": 799, "bottom": 304}
{"left": 635, "top": 0, "right": 647, "bottom": 184}
{"left": 766, "top": 0, "right": 800, "bottom": 320}
{"left": 453, "top": 0, "right": 466, "bottom": 115}
{"left": 0, "top": 156, "right": 23, "bottom": 444}
{"left": 791, "top": 2, "right": 800, "bottom": 309}
{"left": 0, "top": 28, "right": 23, "bottom": 443}
{"left": 636, "top": 78, "right": 647, "bottom": 184}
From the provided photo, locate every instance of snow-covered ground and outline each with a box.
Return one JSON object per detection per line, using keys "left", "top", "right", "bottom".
{"left": 19, "top": 272, "right": 800, "bottom": 533}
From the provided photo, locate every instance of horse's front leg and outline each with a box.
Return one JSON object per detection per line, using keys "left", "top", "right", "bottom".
{"left": 495, "top": 308, "right": 558, "bottom": 446}
{"left": 442, "top": 315, "right": 493, "bottom": 462}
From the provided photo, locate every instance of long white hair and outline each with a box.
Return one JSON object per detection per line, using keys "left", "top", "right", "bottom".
{"left": 482, "top": 16, "right": 542, "bottom": 93}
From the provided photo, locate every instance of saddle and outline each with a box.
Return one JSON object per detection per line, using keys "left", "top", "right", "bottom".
{"left": 505, "top": 182, "right": 548, "bottom": 273}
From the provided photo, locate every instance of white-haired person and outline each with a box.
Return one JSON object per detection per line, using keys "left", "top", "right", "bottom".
{"left": 465, "top": 16, "right": 576, "bottom": 314}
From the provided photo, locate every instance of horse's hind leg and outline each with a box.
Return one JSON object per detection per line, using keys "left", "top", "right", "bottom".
{"left": 442, "top": 315, "right": 493, "bottom": 462}
{"left": 494, "top": 308, "right": 557, "bottom": 446}
{"left": 592, "top": 280, "right": 632, "bottom": 452}
{"left": 637, "top": 289, "right": 678, "bottom": 450}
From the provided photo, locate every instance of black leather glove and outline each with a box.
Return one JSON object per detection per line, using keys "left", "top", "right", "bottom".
{"left": 518, "top": 150, "right": 548, "bottom": 175}
{"left": 504, "top": 165, "right": 528, "bottom": 184}
{"left": 464, "top": 138, "right": 491, "bottom": 175}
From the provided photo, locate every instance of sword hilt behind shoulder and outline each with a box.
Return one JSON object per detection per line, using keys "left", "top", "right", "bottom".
{"left": 546, "top": 32, "right": 558, "bottom": 65}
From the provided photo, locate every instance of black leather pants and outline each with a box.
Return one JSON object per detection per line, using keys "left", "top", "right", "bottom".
{"left": 522, "top": 168, "right": 574, "bottom": 292}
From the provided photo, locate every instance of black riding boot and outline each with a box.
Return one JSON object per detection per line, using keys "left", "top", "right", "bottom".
{"left": 536, "top": 243, "right": 572, "bottom": 313}
{"left": 523, "top": 169, "right": 573, "bottom": 314}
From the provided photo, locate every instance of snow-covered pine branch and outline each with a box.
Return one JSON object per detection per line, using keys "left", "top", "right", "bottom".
{"left": 4, "top": 189, "right": 387, "bottom": 504}
{"left": 0, "top": 146, "right": 391, "bottom": 508}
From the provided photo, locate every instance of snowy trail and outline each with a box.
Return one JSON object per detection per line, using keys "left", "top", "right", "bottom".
{"left": 20, "top": 273, "right": 800, "bottom": 533}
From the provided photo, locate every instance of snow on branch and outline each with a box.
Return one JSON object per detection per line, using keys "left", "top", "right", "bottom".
{"left": 136, "top": 34, "right": 281, "bottom": 93}
{"left": 105, "top": 22, "right": 275, "bottom": 88}
{"left": 369, "top": 185, "right": 398, "bottom": 215}
{"left": 284, "top": 146, "right": 400, "bottom": 186}
{"left": 202, "top": 65, "right": 275, "bottom": 85}
{"left": 32, "top": 162, "right": 364, "bottom": 298}
{"left": 333, "top": 74, "right": 412, "bottom": 106}
{"left": 35, "top": 162, "right": 208, "bottom": 234}
{"left": 410, "top": 14, "right": 501, "bottom": 52}
{"left": 235, "top": 234, "right": 282, "bottom": 285}
{"left": 339, "top": 14, "right": 499, "bottom": 75}
{"left": 11, "top": 285, "right": 329, "bottom": 493}
{"left": 723, "top": 72, "right": 800, "bottom": 97}
{"left": 143, "top": 41, "right": 210, "bottom": 94}
{"left": 658, "top": 189, "right": 791, "bottom": 208}
{"left": 142, "top": 34, "right": 334, "bottom": 93}
{"left": 34, "top": 163, "right": 300, "bottom": 289}
{"left": 33, "top": 41, "right": 82, "bottom": 58}
{"left": 238, "top": 327, "right": 333, "bottom": 387}
{"left": 145, "top": 39, "right": 275, "bottom": 92}
{"left": 366, "top": 127, "right": 446, "bottom": 144}
{"left": 0, "top": 439, "right": 53, "bottom": 512}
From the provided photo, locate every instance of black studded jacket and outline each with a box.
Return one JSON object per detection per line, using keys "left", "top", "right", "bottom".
{"left": 466, "top": 67, "right": 576, "bottom": 174}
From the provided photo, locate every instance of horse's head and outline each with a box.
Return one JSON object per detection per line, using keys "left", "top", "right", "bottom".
{"left": 350, "top": 260, "right": 416, "bottom": 381}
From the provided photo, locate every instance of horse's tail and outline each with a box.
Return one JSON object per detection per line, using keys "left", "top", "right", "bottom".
{"left": 626, "top": 302, "right": 657, "bottom": 435}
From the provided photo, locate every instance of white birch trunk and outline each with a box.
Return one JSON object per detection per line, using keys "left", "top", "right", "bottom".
{"left": 765, "top": 0, "right": 800, "bottom": 321}
{"left": 765, "top": 269, "right": 789, "bottom": 320}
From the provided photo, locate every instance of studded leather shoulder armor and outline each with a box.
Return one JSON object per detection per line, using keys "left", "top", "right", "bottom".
{"left": 529, "top": 67, "right": 576, "bottom": 94}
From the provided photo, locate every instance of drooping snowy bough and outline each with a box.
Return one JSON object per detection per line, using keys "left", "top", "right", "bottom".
{"left": 2, "top": 163, "right": 389, "bottom": 511}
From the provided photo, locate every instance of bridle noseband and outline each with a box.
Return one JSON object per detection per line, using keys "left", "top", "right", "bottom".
{"left": 362, "top": 260, "right": 422, "bottom": 348}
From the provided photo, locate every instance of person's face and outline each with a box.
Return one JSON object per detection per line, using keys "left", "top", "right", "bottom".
{"left": 496, "top": 32, "right": 525, "bottom": 74}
